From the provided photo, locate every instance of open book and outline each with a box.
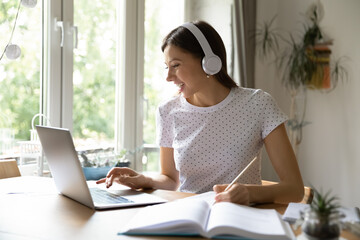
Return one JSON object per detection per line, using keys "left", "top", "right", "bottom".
{"left": 119, "top": 197, "right": 295, "bottom": 240}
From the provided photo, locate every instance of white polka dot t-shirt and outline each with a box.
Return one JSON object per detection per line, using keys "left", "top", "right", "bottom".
{"left": 156, "top": 87, "right": 288, "bottom": 193}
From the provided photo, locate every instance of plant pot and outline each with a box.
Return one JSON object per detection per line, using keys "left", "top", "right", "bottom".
{"left": 301, "top": 208, "right": 344, "bottom": 240}
{"left": 306, "top": 45, "right": 332, "bottom": 89}
{"left": 82, "top": 166, "right": 112, "bottom": 180}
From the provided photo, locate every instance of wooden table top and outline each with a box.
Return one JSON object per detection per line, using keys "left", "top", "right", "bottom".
{"left": 0, "top": 176, "right": 357, "bottom": 240}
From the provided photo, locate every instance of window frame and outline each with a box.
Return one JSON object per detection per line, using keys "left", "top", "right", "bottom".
{"left": 115, "top": 0, "right": 145, "bottom": 170}
{"left": 51, "top": 0, "right": 145, "bottom": 171}
{"left": 46, "top": 0, "right": 64, "bottom": 128}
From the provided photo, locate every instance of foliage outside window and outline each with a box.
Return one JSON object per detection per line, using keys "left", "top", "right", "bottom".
{"left": 0, "top": 1, "right": 42, "bottom": 156}
{"left": 73, "top": 0, "right": 117, "bottom": 147}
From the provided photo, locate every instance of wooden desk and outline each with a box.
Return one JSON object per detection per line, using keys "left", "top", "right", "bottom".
{"left": 0, "top": 177, "right": 357, "bottom": 240}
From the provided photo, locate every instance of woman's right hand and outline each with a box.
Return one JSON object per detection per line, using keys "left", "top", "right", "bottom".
{"left": 213, "top": 183, "right": 250, "bottom": 206}
{"left": 96, "top": 167, "right": 151, "bottom": 190}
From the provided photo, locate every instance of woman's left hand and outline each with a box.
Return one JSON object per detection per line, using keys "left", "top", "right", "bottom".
{"left": 213, "top": 183, "right": 250, "bottom": 205}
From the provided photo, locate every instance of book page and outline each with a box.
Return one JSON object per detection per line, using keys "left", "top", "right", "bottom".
{"left": 206, "top": 202, "right": 292, "bottom": 240}
{"left": 120, "top": 199, "right": 211, "bottom": 236}
{"left": 181, "top": 191, "right": 216, "bottom": 206}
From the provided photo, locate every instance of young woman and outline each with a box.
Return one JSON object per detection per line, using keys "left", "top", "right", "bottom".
{"left": 97, "top": 20, "right": 304, "bottom": 205}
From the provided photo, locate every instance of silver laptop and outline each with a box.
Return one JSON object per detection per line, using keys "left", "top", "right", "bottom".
{"left": 36, "top": 125, "right": 167, "bottom": 210}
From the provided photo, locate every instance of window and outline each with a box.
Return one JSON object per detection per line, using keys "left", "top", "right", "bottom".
{"left": 0, "top": 0, "right": 185, "bottom": 175}
{"left": 72, "top": 0, "right": 185, "bottom": 172}
{"left": 73, "top": 1, "right": 116, "bottom": 151}
{"left": 0, "top": 0, "right": 44, "bottom": 173}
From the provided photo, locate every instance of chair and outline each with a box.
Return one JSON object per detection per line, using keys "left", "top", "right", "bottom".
{"left": 261, "top": 180, "right": 314, "bottom": 204}
{"left": 0, "top": 159, "right": 21, "bottom": 179}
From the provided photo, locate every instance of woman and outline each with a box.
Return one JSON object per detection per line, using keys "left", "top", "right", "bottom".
{"left": 97, "top": 20, "right": 304, "bottom": 205}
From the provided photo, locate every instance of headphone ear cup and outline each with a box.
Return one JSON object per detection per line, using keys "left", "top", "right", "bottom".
{"left": 202, "top": 54, "right": 222, "bottom": 75}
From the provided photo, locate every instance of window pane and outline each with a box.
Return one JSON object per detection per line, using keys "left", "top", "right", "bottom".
{"left": 0, "top": 1, "right": 42, "bottom": 165}
{"left": 143, "top": 0, "right": 184, "bottom": 172}
{"left": 73, "top": 0, "right": 116, "bottom": 157}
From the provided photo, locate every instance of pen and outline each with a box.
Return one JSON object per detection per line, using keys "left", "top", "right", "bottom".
{"left": 224, "top": 156, "right": 258, "bottom": 192}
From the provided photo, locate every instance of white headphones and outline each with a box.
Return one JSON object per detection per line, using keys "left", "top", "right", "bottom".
{"left": 181, "top": 22, "right": 222, "bottom": 75}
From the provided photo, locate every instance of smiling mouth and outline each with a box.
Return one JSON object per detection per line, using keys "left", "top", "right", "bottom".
{"left": 176, "top": 83, "right": 184, "bottom": 89}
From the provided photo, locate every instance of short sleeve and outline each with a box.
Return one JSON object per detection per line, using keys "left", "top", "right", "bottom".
{"left": 260, "top": 91, "right": 288, "bottom": 139}
{"left": 156, "top": 105, "right": 174, "bottom": 148}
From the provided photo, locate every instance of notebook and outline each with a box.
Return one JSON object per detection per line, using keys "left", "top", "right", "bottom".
{"left": 36, "top": 125, "right": 167, "bottom": 210}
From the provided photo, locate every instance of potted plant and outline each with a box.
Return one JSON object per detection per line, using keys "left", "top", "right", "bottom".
{"left": 255, "top": 2, "right": 349, "bottom": 154}
{"left": 301, "top": 188, "right": 344, "bottom": 240}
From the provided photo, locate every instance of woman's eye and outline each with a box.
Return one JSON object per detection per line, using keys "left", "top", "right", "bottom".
{"left": 165, "top": 63, "right": 179, "bottom": 70}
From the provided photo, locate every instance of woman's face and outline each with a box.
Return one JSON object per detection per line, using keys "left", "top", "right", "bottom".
{"left": 164, "top": 45, "right": 208, "bottom": 99}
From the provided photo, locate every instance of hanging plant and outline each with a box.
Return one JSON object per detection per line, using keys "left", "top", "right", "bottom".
{"left": 255, "top": 2, "right": 349, "bottom": 92}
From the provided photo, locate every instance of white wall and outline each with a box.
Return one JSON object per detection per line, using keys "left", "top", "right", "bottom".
{"left": 256, "top": 0, "right": 360, "bottom": 207}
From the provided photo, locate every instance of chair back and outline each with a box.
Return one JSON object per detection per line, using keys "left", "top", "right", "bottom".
{"left": 0, "top": 159, "right": 21, "bottom": 179}
{"left": 303, "top": 186, "right": 314, "bottom": 204}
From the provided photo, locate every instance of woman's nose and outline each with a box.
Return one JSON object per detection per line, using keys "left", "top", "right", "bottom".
{"left": 166, "top": 69, "right": 174, "bottom": 82}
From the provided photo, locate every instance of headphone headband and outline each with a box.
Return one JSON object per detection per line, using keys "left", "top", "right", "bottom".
{"left": 181, "top": 22, "right": 222, "bottom": 75}
{"left": 182, "top": 23, "right": 215, "bottom": 57}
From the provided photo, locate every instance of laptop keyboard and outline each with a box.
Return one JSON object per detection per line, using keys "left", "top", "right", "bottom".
{"left": 90, "top": 188, "right": 134, "bottom": 204}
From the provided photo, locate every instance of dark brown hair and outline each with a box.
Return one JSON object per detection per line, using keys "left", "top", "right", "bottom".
{"left": 161, "top": 20, "right": 238, "bottom": 89}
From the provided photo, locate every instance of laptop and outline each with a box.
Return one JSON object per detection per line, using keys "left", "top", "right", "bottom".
{"left": 36, "top": 125, "right": 167, "bottom": 210}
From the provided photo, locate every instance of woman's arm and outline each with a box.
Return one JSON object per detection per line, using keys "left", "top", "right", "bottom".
{"left": 247, "top": 123, "right": 304, "bottom": 203}
{"left": 214, "top": 123, "right": 304, "bottom": 204}
{"left": 146, "top": 147, "right": 180, "bottom": 190}
{"left": 96, "top": 147, "right": 179, "bottom": 191}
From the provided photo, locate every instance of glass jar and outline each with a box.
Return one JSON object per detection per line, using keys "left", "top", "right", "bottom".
{"left": 301, "top": 208, "right": 344, "bottom": 240}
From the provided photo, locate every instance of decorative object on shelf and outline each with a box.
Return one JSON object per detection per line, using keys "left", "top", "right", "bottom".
{"left": 300, "top": 188, "right": 344, "bottom": 240}
{"left": 255, "top": 1, "right": 349, "bottom": 155}
{"left": 80, "top": 148, "right": 130, "bottom": 180}
{"left": 0, "top": 0, "right": 37, "bottom": 61}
